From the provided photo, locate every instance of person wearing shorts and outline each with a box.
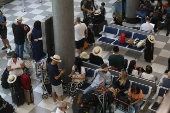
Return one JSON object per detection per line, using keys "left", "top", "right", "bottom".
{"left": 74, "top": 17, "right": 88, "bottom": 56}
{"left": 47, "top": 55, "right": 65, "bottom": 104}
{"left": 0, "top": 10, "right": 11, "bottom": 50}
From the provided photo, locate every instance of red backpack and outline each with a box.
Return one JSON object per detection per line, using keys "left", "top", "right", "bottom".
{"left": 119, "top": 33, "right": 126, "bottom": 44}
{"left": 20, "top": 73, "right": 31, "bottom": 90}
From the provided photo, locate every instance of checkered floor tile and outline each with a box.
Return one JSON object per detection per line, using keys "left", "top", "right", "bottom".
{"left": 0, "top": 0, "right": 169, "bottom": 113}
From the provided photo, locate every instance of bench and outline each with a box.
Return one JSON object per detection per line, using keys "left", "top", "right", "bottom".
{"left": 148, "top": 86, "right": 169, "bottom": 112}
{"left": 98, "top": 25, "right": 147, "bottom": 52}
{"left": 82, "top": 61, "right": 157, "bottom": 92}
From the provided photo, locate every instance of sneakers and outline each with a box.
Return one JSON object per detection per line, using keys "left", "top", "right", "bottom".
{"left": 1, "top": 46, "right": 7, "bottom": 50}
{"left": 68, "top": 96, "right": 73, "bottom": 103}
{"left": 53, "top": 101, "right": 58, "bottom": 105}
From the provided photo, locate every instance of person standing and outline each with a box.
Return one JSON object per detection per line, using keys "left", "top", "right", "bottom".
{"left": 0, "top": 10, "right": 11, "bottom": 50}
{"left": 144, "top": 35, "right": 155, "bottom": 63}
{"left": 82, "top": 0, "right": 94, "bottom": 19}
{"left": 74, "top": 17, "right": 88, "bottom": 56}
{"left": 48, "top": 55, "right": 65, "bottom": 104}
{"left": 12, "top": 17, "right": 25, "bottom": 59}
{"left": 27, "top": 21, "right": 46, "bottom": 62}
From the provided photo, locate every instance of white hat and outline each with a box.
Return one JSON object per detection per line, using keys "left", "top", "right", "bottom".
{"left": 94, "top": 10, "right": 101, "bottom": 15}
{"left": 147, "top": 35, "right": 155, "bottom": 43}
{"left": 16, "top": 17, "right": 23, "bottom": 22}
{"left": 92, "top": 46, "right": 102, "bottom": 56}
{"left": 50, "top": 55, "right": 62, "bottom": 62}
{"left": 80, "top": 52, "right": 89, "bottom": 59}
{"left": 7, "top": 75, "right": 17, "bottom": 84}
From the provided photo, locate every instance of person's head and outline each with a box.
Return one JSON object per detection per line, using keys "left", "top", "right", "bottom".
{"left": 113, "top": 46, "right": 119, "bottom": 53}
{"left": 75, "top": 17, "right": 81, "bottom": 24}
{"left": 167, "top": 71, "right": 170, "bottom": 78}
{"left": 150, "top": 0, "right": 155, "bottom": 3}
{"left": 143, "top": 0, "right": 147, "bottom": 3}
{"left": 101, "top": 2, "right": 105, "bottom": 7}
{"left": 33, "top": 20, "right": 41, "bottom": 30}
{"left": 145, "top": 17, "right": 151, "bottom": 22}
{"left": 157, "top": 1, "right": 163, "bottom": 7}
{"left": 74, "top": 57, "right": 83, "bottom": 73}
{"left": 131, "top": 85, "right": 141, "bottom": 94}
{"left": 88, "top": 0, "right": 92, "bottom": 2}
{"left": 127, "top": 60, "right": 136, "bottom": 74}
{"left": 11, "top": 53, "right": 18, "bottom": 62}
{"left": 50, "top": 55, "right": 62, "bottom": 65}
{"left": 16, "top": 17, "right": 23, "bottom": 23}
{"left": 0, "top": 10, "right": 3, "bottom": 16}
{"left": 119, "top": 70, "right": 128, "bottom": 86}
{"left": 56, "top": 101, "right": 67, "bottom": 111}
{"left": 101, "top": 63, "right": 109, "bottom": 72}
{"left": 145, "top": 65, "right": 152, "bottom": 74}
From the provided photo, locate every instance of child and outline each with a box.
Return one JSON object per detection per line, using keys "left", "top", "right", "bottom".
{"left": 100, "top": 2, "right": 106, "bottom": 17}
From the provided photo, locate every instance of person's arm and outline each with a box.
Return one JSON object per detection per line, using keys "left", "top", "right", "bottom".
{"left": 128, "top": 89, "right": 132, "bottom": 100}
{"left": 0, "top": 17, "right": 7, "bottom": 26}
{"left": 68, "top": 70, "right": 75, "bottom": 77}
{"left": 7, "top": 66, "right": 15, "bottom": 71}
{"left": 160, "top": 7, "right": 164, "bottom": 15}
{"left": 74, "top": 73, "right": 85, "bottom": 79}
{"left": 131, "top": 98, "right": 143, "bottom": 105}
{"left": 85, "top": 28, "right": 88, "bottom": 38}
{"left": 54, "top": 71, "right": 65, "bottom": 80}
{"left": 27, "top": 29, "right": 32, "bottom": 44}
{"left": 75, "top": 67, "right": 86, "bottom": 79}
{"left": 18, "top": 63, "right": 24, "bottom": 69}
{"left": 105, "top": 73, "right": 112, "bottom": 85}
{"left": 38, "top": 37, "right": 43, "bottom": 40}
{"left": 135, "top": 66, "right": 143, "bottom": 68}
{"left": 158, "top": 96, "right": 164, "bottom": 104}
{"left": 82, "top": 2, "right": 90, "bottom": 13}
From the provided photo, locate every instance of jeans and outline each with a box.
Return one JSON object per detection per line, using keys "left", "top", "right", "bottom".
{"left": 136, "top": 11, "right": 148, "bottom": 24}
{"left": 83, "top": 86, "right": 95, "bottom": 94}
{"left": 15, "top": 44, "right": 24, "bottom": 59}
{"left": 24, "top": 38, "right": 32, "bottom": 54}
{"left": 131, "top": 100, "right": 143, "bottom": 113}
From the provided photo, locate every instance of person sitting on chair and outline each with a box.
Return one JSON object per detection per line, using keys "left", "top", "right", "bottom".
{"left": 83, "top": 63, "right": 112, "bottom": 94}
{"left": 140, "top": 17, "right": 154, "bottom": 33}
{"left": 161, "top": 71, "right": 170, "bottom": 88}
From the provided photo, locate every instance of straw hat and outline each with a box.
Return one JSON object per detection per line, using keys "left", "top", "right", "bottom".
{"left": 94, "top": 10, "right": 101, "bottom": 15}
{"left": 7, "top": 75, "right": 17, "bottom": 84}
{"left": 147, "top": 35, "right": 155, "bottom": 43}
{"left": 80, "top": 52, "right": 89, "bottom": 59}
{"left": 50, "top": 55, "right": 62, "bottom": 62}
{"left": 16, "top": 17, "right": 23, "bottom": 22}
{"left": 92, "top": 46, "right": 102, "bottom": 56}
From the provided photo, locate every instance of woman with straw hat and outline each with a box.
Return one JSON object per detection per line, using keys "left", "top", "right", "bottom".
{"left": 89, "top": 46, "right": 104, "bottom": 66}
{"left": 144, "top": 35, "right": 155, "bottom": 63}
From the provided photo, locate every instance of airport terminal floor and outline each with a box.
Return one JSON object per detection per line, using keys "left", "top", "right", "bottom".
{"left": 0, "top": 0, "right": 170, "bottom": 113}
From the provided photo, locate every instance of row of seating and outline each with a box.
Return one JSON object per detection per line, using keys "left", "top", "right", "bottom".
{"left": 82, "top": 61, "right": 157, "bottom": 91}
{"left": 82, "top": 66, "right": 169, "bottom": 112}
{"left": 97, "top": 25, "right": 148, "bottom": 52}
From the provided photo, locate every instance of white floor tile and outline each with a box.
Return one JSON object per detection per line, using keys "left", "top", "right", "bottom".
{"left": 12, "top": 6, "right": 24, "bottom": 11}
{"left": 105, "top": 12, "right": 112, "bottom": 18}
{"left": 33, "top": 83, "right": 43, "bottom": 94}
{"left": 32, "top": 15, "right": 46, "bottom": 21}
{"left": 29, "top": 9, "right": 44, "bottom": 15}
{"left": 154, "top": 40, "right": 166, "bottom": 49}
{"left": 159, "top": 49, "right": 170, "bottom": 58}
{"left": 13, "top": 11, "right": 28, "bottom": 17}
{"left": 74, "top": 11, "right": 81, "bottom": 17}
{"left": 10, "top": 1, "right": 22, "bottom": 5}
{"left": 27, "top": 4, "right": 41, "bottom": 9}
{"left": 43, "top": 2, "right": 52, "bottom": 7}
{"left": 15, "top": 103, "right": 36, "bottom": 113}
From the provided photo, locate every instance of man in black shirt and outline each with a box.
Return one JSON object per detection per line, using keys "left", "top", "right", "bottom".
{"left": 48, "top": 55, "right": 65, "bottom": 104}
{"left": 12, "top": 17, "right": 25, "bottom": 59}
{"left": 82, "top": 0, "right": 95, "bottom": 19}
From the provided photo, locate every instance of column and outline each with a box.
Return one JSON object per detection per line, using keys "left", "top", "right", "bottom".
{"left": 52, "top": 0, "right": 75, "bottom": 83}
{"left": 126, "top": 0, "right": 140, "bottom": 24}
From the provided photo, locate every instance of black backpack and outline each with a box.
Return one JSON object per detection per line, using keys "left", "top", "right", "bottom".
{"left": 1, "top": 68, "right": 9, "bottom": 89}
{"left": 81, "top": 94, "right": 99, "bottom": 106}
{"left": 86, "top": 28, "right": 95, "bottom": 44}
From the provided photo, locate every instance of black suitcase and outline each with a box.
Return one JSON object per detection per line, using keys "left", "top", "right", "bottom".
{"left": 1, "top": 68, "right": 9, "bottom": 89}
{"left": 10, "top": 80, "right": 25, "bottom": 106}
{"left": 0, "top": 95, "right": 15, "bottom": 113}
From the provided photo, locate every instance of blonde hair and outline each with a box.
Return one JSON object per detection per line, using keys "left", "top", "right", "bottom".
{"left": 118, "top": 70, "right": 128, "bottom": 86}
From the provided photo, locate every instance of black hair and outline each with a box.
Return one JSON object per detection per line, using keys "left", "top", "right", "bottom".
{"left": 101, "top": 63, "right": 108, "bottom": 69}
{"left": 113, "top": 46, "right": 119, "bottom": 52}
{"left": 76, "top": 17, "right": 81, "bottom": 22}
{"left": 11, "top": 53, "right": 18, "bottom": 58}
{"left": 131, "top": 85, "right": 141, "bottom": 94}
{"left": 127, "top": 60, "right": 136, "bottom": 75}
{"left": 145, "top": 65, "right": 152, "bottom": 74}
{"left": 33, "top": 20, "right": 41, "bottom": 30}
{"left": 101, "top": 2, "right": 105, "bottom": 6}
{"left": 74, "top": 57, "right": 83, "bottom": 74}
{"left": 145, "top": 17, "right": 151, "bottom": 21}
{"left": 0, "top": 10, "right": 3, "bottom": 15}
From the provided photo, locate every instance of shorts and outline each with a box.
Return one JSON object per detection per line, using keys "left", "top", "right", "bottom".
{"left": 0, "top": 28, "right": 7, "bottom": 39}
{"left": 75, "top": 38, "right": 85, "bottom": 49}
{"left": 51, "top": 84, "right": 63, "bottom": 96}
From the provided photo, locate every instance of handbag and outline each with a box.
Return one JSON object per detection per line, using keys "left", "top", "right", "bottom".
{"left": 72, "top": 75, "right": 84, "bottom": 83}
{"left": 136, "top": 39, "right": 146, "bottom": 48}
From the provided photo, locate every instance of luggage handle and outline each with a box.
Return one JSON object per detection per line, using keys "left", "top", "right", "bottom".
{"left": 114, "top": 98, "right": 130, "bottom": 106}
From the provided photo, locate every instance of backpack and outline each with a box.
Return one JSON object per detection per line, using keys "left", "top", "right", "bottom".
{"left": 81, "top": 94, "right": 99, "bottom": 106}
{"left": 1, "top": 68, "right": 9, "bottom": 89}
{"left": 23, "top": 60, "right": 33, "bottom": 74}
{"left": 119, "top": 33, "right": 126, "bottom": 44}
{"left": 86, "top": 28, "right": 95, "bottom": 44}
{"left": 20, "top": 73, "right": 31, "bottom": 90}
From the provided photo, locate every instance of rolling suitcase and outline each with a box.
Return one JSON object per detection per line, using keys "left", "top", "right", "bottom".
{"left": 10, "top": 81, "right": 25, "bottom": 106}
{"left": 24, "top": 87, "right": 34, "bottom": 105}
{"left": 1, "top": 68, "right": 9, "bottom": 89}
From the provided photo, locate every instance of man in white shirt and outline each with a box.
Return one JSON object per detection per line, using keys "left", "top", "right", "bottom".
{"left": 56, "top": 101, "right": 68, "bottom": 113}
{"left": 74, "top": 17, "right": 88, "bottom": 56}
{"left": 140, "top": 17, "right": 154, "bottom": 33}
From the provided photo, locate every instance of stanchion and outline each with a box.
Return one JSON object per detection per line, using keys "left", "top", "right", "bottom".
{"left": 22, "top": 0, "right": 25, "bottom": 12}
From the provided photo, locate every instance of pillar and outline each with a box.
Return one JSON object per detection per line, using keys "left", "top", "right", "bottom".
{"left": 126, "top": 0, "right": 140, "bottom": 24}
{"left": 52, "top": 0, "right": 75, "bottom": 83}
